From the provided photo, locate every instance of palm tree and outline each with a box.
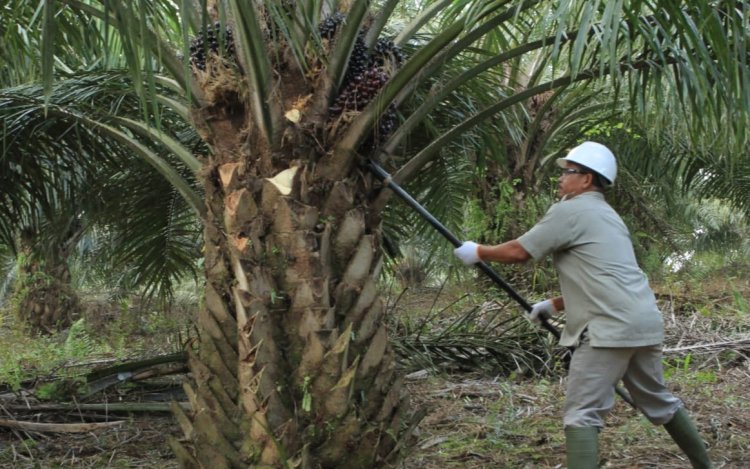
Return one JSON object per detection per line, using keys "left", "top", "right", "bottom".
{"left": 0, "top": 72, "right": 204, "bottom": 331}
{"left": 4, "top": 0, "right": 750, "bottom": 466}
{"left": 1, "top": 1, "right": 205, "bottom": 331}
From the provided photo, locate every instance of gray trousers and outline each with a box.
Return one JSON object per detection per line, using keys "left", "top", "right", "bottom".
{"left": 564, "top": 336, "right": 682, "bottom": 428}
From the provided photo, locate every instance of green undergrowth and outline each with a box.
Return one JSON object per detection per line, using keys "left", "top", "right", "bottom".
{"left": 0, "top": 319, "right": 96, "bottom": 391}
{"left": 0, "top": 292, "right": 196, "bottom": 393}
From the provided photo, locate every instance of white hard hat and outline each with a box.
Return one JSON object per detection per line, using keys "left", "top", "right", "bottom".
{"left": 556, "top": 141, "right": 617, "bottom": 185}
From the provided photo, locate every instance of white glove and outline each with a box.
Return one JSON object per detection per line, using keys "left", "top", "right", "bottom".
{"left": 454, "top": 241, "right": 480, "bottom": 265}
{"left": 527, "top": 299, "right": 556, "bottom": 323}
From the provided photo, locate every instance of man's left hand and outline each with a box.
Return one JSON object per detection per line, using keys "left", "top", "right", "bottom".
{"left": 527, "top": 299, "right": 556, "bottom": 323}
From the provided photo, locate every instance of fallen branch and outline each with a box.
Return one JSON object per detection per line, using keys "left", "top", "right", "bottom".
{"left": 84, "top": 361, "right": 188, "bottom": 397}
{"left": 664, "top": 337, "right": 750, "bottom": 354}
{"left": 85, "top": 352, "right": 187, "bottom": 381}
{"left": 0, "top": 418, "right": 124, "bottom": 433}
{"left": 4, "top": 402, "right": 190, "bottom": 413}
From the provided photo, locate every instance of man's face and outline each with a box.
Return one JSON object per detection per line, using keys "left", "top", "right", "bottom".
{"left": 558, "top": 162, "right": 592, "bottom": 199}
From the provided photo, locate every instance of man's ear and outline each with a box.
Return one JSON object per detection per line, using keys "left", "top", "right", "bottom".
{"left": 583, "top": 173, "right": 594, "bottom": 188}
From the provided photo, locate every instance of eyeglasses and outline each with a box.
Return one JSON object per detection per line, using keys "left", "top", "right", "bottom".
{"left": 560, "top": 168, "right": 589, "bottom": 176}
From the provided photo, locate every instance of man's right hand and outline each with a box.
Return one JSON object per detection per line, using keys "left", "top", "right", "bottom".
{"left": 454, "top": 241, "right": 481, "bottom": 265}
{"left": 527, "top": 299, "right": 556, "bottom": 323}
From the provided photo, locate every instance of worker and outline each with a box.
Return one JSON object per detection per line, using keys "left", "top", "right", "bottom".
{"left": 453, "top": 141, "right": 713, "bottom": 468}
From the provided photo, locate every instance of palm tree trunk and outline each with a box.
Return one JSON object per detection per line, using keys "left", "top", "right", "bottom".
{"left": 15, "top": 240, "right": 78, "bottom": 334}
{"left": 170, "top": 106, "right": 410, "bottom": 468}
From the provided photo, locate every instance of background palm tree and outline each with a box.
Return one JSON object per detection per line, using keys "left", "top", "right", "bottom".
{"left": 1, "top": 2, "right": 205, "bottom": 331}
{"left": 3, "top": 0, "right": 750, "bottom": 467}
{"left": 0, "top": 72, "right": 204, "bottom": 331}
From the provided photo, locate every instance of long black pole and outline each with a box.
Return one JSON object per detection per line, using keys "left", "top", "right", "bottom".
{"left": 368, "top": 162, "right": 557, "bottom": 335}
{"left": 368, "top": 161, "right": 635, "bottom": 407}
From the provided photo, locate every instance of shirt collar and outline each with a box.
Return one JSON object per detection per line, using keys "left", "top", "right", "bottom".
{"left": 561, "top": 190, "right": 605, "bottom": 202}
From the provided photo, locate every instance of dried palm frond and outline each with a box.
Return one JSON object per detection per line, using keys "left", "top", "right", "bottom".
{"left": 392, "top": 301, "right": 567, "bottom": 376}
{"left": 661, "top": 297, "right": 750, "bottom": 371}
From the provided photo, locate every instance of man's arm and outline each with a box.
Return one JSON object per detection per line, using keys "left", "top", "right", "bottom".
{"left": 477, "top": 239, "right": 531, "bottom": 264}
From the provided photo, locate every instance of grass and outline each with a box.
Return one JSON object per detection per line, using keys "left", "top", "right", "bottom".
{"left": 0, "top": 325, "right": 92, "bottom": 391}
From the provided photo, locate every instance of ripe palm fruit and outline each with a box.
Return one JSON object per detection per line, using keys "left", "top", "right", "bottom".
{"left": 371, "top": 38, "right": 405, "bottom": 68}
{"left": 318, "top": 12, "right": 407, "bottom": 147}
{"left": 330, "top": 68, "right": 391, "bottom": 114}
{"left": 318, "top": 12, "right": 346, "bottom": 39}
{"left": 189, "top": 22, "right": 236, "bottom": 71}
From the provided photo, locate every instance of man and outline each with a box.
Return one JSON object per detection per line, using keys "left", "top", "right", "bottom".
{"left": 453, "top": 141, "right": 713, "bottom": 468}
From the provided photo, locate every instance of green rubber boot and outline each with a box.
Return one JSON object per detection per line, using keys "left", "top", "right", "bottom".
{"left": 663, "top": 407, "right": 714, "bottom": 469}
{"left": 565, "top": 426, "right": 599, "bottom": 469}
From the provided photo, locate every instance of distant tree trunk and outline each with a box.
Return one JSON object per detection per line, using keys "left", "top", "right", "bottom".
{"left": 15, "top": 239, "right": 79, "bottom": 334}
{"left": 170, "top": 63, "right": 410, "bottom": 469}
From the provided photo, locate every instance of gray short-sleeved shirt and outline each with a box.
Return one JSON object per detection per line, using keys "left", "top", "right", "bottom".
{"left": 517, "top": 191, "right": 663, "bottom": 348}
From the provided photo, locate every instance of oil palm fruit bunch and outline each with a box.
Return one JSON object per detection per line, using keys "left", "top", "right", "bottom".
{"left": 371, "top": 38, "right": 405, "bottom": 68}
{"left": 319, "top": 13, "right": 405, "bottom": 147}
{"left": 338, "top": 34, "right": 404, "bottom": 87}
{"left": 189, "top": 22, "right": 236, "bottom": 71}
{"left": 344, "top": 35, "right": 373, "bottom": 86}
{"left": 330, "top": 68, "right": 391, "bottom": 114}
{"left": 318, "top": 12, "right": 346, "bottom": 39}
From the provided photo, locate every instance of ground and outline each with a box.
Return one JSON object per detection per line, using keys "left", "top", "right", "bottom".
{"left": 1, "top": 367, "right": 748, "bottom": 468}
{"left": 400, "top": 367, "right": 750, "bottom": 468}
{"left": 1, "top": 281, "right": 748, "bottom": 468}
{"left": 395, "top": 278, "right": 750, "bottom": 468}
{"left": 0, "top": 417, "right": 179, "bottom": 468}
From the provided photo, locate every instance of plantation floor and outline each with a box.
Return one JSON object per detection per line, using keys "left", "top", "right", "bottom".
{"left": 0, "top": 364, "right": 747, "bottom": 468}
{"left": 0, "top": 416, "right": 179, "bottom": 468}
{"left": 400, "top": 366, "right": 750, "bottom": 468}
{"left": 1, "top": 282, "right": 749, "bottom": 467}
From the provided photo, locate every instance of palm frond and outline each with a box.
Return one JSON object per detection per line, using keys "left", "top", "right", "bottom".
{"left": 0, "top": 73, "right": 205, "bottom": 218}
{"left": 394, "top": 0, "right": 454, "bottom": 46}
{"left": 228, "top": 0, "right": 278, "bottom": 145}
{"left": 365, "top": 0, "right": 400, "bottom": 48}
{"left": 96, "top": 164, "right": 202, "bottom": 300}
{"left": 1, "top": 70, "right": 204, "bottom": 300}
{"left": 392, "top": 302, "right": 561, "bottom": 375}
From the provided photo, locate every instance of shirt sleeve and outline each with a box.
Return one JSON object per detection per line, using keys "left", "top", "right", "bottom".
{"left": 517, "top": 202, "right": 573, "bottom": 260}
